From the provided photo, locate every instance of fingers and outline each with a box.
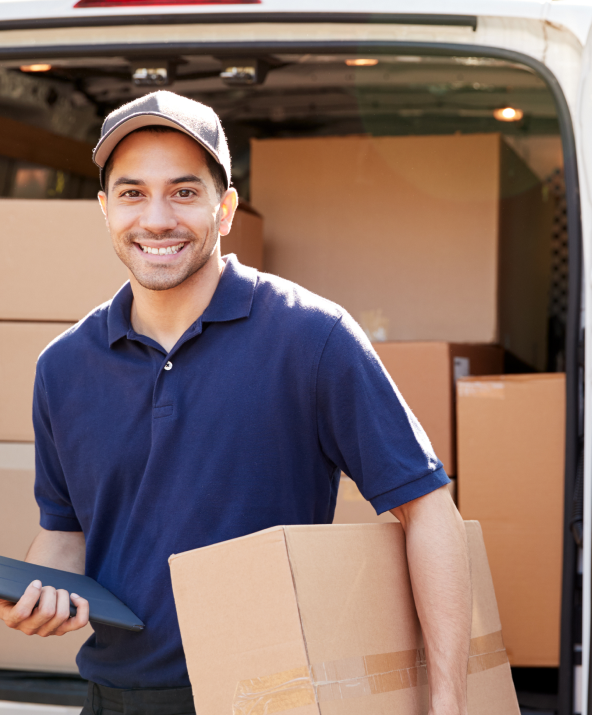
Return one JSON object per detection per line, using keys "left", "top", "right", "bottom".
{"left": 2, "top": 582, "right": 89, "bottom": 637}
{"left": 35, "top": 588, "right": 72, "bottom": 637}
{"left": 54, "top": 593, "right": 89, "bottom": 635}
{"left": 3, "top": 580, "right": 42, "bottom": 629}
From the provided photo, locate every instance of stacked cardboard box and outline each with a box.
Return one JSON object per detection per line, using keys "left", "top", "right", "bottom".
{"left": 0, "top": 443, "right": 91, "bottom": 671}
{"left": 251, "top": 132, "right": 551, "bottom": 370}
{"left": 374, "top": 342, "right": 503, "bottom": 475}
{"left": 221, "top": 200, "right": 263, "bottom": 271}
{"left": 0, "top": 199, "right": 262, "bottom": 324}
{"left": 332, "top": 342, "right": 502, "bottom": 522}
{"left": 457, "top": 374, "right": 565, "bottom": 666}
{"left": 170, "top": 521, "right": 520, "bottom": 714}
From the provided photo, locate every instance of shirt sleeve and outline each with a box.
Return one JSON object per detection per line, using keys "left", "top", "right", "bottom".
{"left": 316, "top": 313, "right": 450, "bottom": 513}
{"left": 33, "top": 366, "right": 82, "bottom": 532}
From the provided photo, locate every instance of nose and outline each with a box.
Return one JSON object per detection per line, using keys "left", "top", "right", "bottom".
{"left": 138, "top": 195, "right": 178, "bottom": 235}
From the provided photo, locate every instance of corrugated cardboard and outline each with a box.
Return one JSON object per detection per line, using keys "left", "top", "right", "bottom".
{"left": 374, "top": 342, "right": 503, "bottom": 474}
{"left": 251, "top": 133, "right": 551, "bottom": 369}
{"left": 0, "top": 199, "right": 127, "bottom": 322}
{"left": 170, "top": 522, "right": 519, "bottom": 715}
{"left": 221, "top": 201, "right": 264, "bottom": 271}
{"left": 457, "top": 374, "right": 565, "bottom": 666}
{"left": 0, "top": 444, "right": 90, "bottom": 672}
{"left": 0, "top": 201, "right": 262, "bottom": 322}
{"left": 0, "top": 322, "right": 73, "bottom": 442}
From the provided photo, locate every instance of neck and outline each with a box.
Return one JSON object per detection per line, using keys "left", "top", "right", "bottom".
{"left": 129, "top": 247, "right": 225, "bottom": 353}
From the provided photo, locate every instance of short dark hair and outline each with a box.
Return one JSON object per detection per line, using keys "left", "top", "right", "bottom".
{"left": 103, "top": 125, "right": 226, "bottom": 198}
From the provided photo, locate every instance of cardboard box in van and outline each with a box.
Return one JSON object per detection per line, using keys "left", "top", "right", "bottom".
{"left": 0, "top": 443, "right": 91, "bottom": 672}
{"left": 0, "top": 322, "right": 73, "bottom": 442}
{"left": 221, "top": 200, "right": 263, "bottom": 271}
{"left": 170, "top": 522, "right": 519, "bottom": 715}
{"left": 251, "top": 133, "right": 551, "bottom": 370}
{"left": 374, "top": 342, "right": 503, "bottom": 475}
{"left": 457, "top": 374, "right": 565, "bottom": 666}
{"left": 0, "top": 200, "right": 262, "bottom": 322}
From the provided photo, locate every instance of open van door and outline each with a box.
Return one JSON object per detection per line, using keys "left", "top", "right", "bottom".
{"left": 576, "top": 19, "right": 592, "bottom": 715}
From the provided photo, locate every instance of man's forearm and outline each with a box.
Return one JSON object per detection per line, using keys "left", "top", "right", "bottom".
{"left": 26, "top": 528, "right": 86, "bottom": 574}
{"left": 392, "top": 486, "right": 472, "bottom": 715}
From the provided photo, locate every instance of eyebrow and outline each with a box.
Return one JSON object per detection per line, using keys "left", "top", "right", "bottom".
{"left": 112, "top": 177, "right": 144, "bottom": 189}
{"left": 167, "top": 174, "right": 205, "bottom": 186}
{"left": 111, "top": 175, "right": 206, "bottom": 189}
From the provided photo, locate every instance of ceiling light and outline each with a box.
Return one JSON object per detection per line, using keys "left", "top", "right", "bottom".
{"left": 20, "top": 64, "right": 52, "bottom": 73}
{"left": 493, "top": 107, "right": 524, "bottom": 122}
{"left": 220, "top": 59, "right": 269, "bottom": 86}
{"left": 131, "top": 61, "right": 174, "bottom": 87}
{"left": 345, "top": 59, "right": 379, "bottom": 67}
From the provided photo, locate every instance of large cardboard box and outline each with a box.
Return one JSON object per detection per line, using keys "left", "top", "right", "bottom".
{"left": 457, "top": 374, "right": 565, "bottom": 666}
{"left": 374, "top": 342, "right": 503, "bottom": 475}
{"left": 170, "top": 522, "right": 519, "bottom": 715}
{"left": 251, "top": 133, "right": 551, "bottom": 369}
{"left": 0, "top": 199, "right": 127, "bottom": 322}
{"left": 0, "top": 322, "right": 73, "bottom": 442}
{"left": 221, "top": 201, "right": 264, "bottom": 271}
{"left": 0, "top": 200, "right": 262, "bottom": 322}
{"left": 0, "top": 443, "right": 90, "bottom": 672}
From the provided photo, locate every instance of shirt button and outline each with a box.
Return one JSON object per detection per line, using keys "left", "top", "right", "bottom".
{"left": 164, "top": 361, "right": 173, "bottom": 371}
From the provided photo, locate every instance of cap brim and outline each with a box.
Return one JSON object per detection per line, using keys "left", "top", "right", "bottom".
{"left": 94, "top": 112, "right": 226, "bottom": 187}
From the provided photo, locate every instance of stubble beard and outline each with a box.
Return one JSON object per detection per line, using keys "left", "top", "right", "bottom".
{"left": 113, "top": 219, "right": 220, "bottom": 292}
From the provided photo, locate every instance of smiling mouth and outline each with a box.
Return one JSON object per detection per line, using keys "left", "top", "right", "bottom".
{"left": 139, "top": 242, "right": 186, "bottom": 255}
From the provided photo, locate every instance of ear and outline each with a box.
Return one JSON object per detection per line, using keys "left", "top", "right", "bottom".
{"left": 218, "top": 188, "right": 239, "bottom": 237}
{"left": 98, "top": 191, "right": 109, "bottom": 228}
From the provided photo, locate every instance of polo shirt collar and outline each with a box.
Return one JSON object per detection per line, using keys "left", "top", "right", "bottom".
{"left": 107, "top": 254, "right": 257, "bottom": 348}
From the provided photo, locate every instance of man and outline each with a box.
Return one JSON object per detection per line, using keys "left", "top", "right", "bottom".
{"left": 0, "top": 91, "right": 471, "bottom": 715}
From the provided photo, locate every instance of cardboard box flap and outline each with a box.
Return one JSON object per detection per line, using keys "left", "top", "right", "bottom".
{"left": 170, "top": 527, "right": 314, "bottom": 715}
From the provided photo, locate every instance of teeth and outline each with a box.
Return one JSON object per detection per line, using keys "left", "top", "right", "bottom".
{"left": 140, "top": 242, "right": 185, "bottom": 255}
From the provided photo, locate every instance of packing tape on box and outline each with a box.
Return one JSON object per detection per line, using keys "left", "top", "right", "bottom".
{"left": 457, "top": 381, "right": 505, "bottom": 399}
{"left": 232, "top": 630, "right": 507, "bottom": 715}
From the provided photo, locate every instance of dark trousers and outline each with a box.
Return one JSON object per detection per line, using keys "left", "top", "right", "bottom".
{"left": 81, "top": 682, "right": 196, "bottom": 715}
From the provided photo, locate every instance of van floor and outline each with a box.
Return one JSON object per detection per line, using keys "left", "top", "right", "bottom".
{"left": 0, "top": 670, "right": 86, "bottom": 708}
{"left": 513, "top": 667, "right": 558, "bottom": 714}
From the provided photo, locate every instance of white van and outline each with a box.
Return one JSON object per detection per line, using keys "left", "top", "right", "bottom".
{"left": 0, "top": 2, "right": 588, "bottom": 714}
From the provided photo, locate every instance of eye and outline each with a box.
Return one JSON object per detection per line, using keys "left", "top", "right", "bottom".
{"left": 122, "top": 189, "right": 143, "bottom": 198}
{"left": 176, "top": 188, "right": 195, "bottom": 198}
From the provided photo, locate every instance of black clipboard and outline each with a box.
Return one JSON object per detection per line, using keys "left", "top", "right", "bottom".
{"left": 0, "top": 555, "right": 144, "bottom": 632}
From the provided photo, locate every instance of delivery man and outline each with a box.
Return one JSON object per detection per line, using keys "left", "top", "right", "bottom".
{"left": 0, "top": 91, "right": 471, "bottom": 715}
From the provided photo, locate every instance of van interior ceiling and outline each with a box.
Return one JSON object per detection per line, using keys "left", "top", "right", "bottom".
{"left": 0, "top": 52, "right": 570, "bottom": 713}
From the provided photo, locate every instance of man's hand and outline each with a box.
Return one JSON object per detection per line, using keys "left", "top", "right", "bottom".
{"left": 0, "top": 528, "right": 89, "bottom": 637}
{"left": 392, "top": 484, "right": 471, "bottom": 715}
{"left": 0, "top": 581, "right": 89, "bottom": 636}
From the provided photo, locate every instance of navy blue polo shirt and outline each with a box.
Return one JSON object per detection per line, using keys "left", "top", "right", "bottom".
{"left": 33, "top": 255, "right": 448, "bottom": 689}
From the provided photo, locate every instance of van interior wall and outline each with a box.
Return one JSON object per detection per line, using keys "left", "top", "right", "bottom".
{"left": 0, "top": 53, "right": 567, "bottom": 708}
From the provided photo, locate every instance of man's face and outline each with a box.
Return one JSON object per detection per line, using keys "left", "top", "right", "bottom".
{"left": 98, "top": 131, "right": 236, "bottom": 291}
